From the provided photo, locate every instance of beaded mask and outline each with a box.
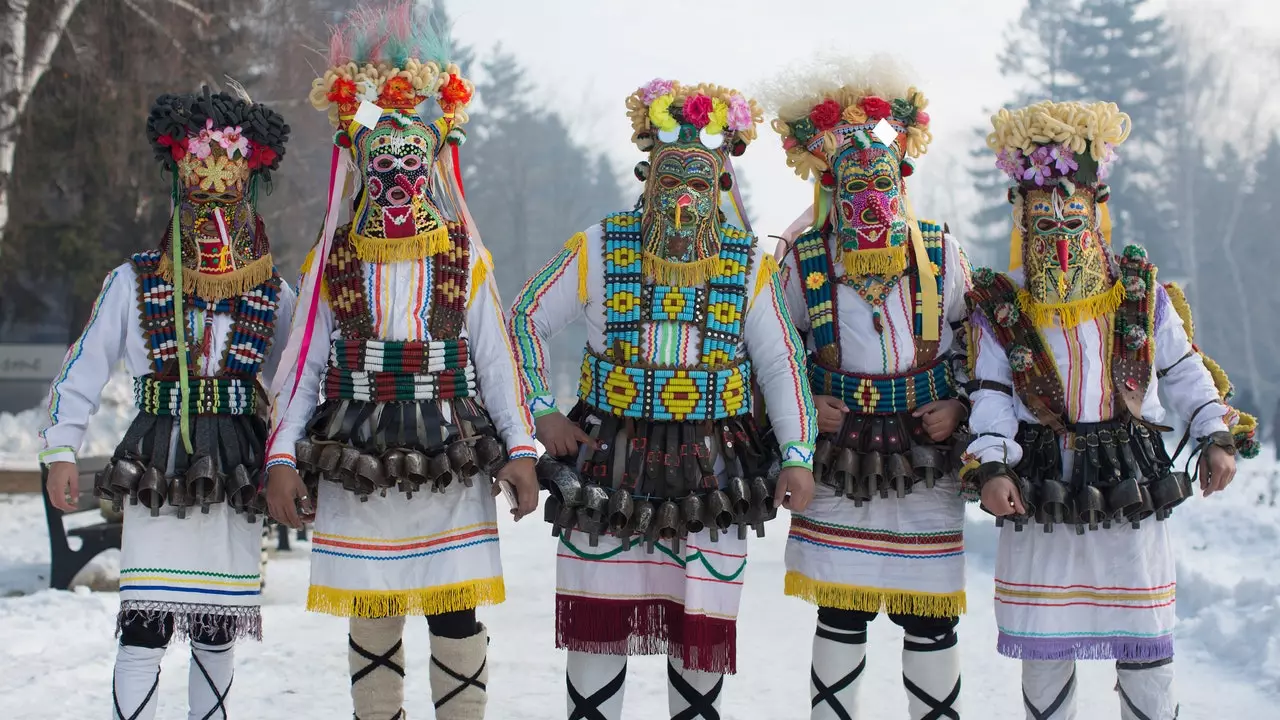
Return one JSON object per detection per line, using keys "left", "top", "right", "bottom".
{"left": 349, "top": 112, "right": 450, "bottom": 242}
{"left": 146, "top": 88, "right": 289, "bottom": 299}
{"left": 1020, "top": 186, "right": 1110, "bottom": 304}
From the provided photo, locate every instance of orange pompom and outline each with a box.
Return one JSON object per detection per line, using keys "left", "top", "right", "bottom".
{"left": 440, "top": 74, "right": 472, "bottom": 106}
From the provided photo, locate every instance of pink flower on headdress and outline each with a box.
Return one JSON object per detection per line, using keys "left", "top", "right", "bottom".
{"left": 642, "top": 78, "right": 674, "bottom": 104}
{"left": 1049, "top": 144, "right": 1077, "bottom": 175}
{"left": 726, "top": 93, "right": 753, "bottom": 132}
{"left": 995, "top": 148, "right": 1024, "bottom": 181}
{"left": 1097, "top": 143, "right": 1117, "bottom": 180}
{"left": 683, "top": 94, "right": 713, "bottom": 128}
{"left": 782, "top": 137, "right": 798, "bottom": 151}
{"left": 916, "top": 110, "right": 930, "bottom": 126}
{"left": 219, "top": 126, "right": 251, "bottom": 160}
{"left": 187, "top": 118, "right": 216, "bottom": 159}
{"left": 1023, "top": 146, "right": 1052, "bottom": 186}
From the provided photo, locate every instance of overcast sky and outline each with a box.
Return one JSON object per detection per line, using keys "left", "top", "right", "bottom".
{"left": 449, "top": 0, "right": 1278, "bottom": 251}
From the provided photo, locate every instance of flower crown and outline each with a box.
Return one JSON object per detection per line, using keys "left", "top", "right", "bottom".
{"left": 308, "top": 2, "right": 473, "bottom": 128}
{"left": 625, "top": 79, "right": 762, "bottom": 155}
{"left": 988, "top": 101, "right": 1130, "bottom": 191}
{"left": 772, "top": 87, "right": 932, "bottom": 182}
{"left": 145, "top": 88, "right": 289, "bottom": 181}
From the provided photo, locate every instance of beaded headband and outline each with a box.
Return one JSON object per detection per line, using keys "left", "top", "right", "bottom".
{"left": 625, "top": 79, "right": 762, "bottom": 156}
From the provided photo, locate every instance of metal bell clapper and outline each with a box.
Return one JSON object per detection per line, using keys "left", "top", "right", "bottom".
{"left": 167, "top": 477, "right": 190, "bottom": 520}
{"left": 429, "top": 452, "right": 455, "bottom": 493}
{"left": 356, "top": 454, "right": 391, "bottom": 497}
{"left": 402, "top": 451, "right": 429, "bottom": 498}
{"left": 654, "top": 501, "right": 680, "bottom": 554}
{"left": 185, "top": 456, "right": 217, "bottom": 514}
{"left": 680, "top": 494, "right": 705, "bottom": 536}
{"left": 226, "top": 465, "right": 257, "bottom": 513}
{"left": 317, "top": 443, "right": 343, "bottom": 478}
{"left": 447, "top": 442, "right": 479, "bottom": 487}
{"left": 628, "top": 500, "right": 655, "bottom": 552}
{"left": 749, "top": 476, "right": 772, "bottom": 537}
{"left": 704, "top": 490, "right": 733, "bottom": 542}
{"left": 910, "top": 444, "right": 942, "bottom": 489}
{"left": 137, "top": 467, "right": 167, "bottom": 517}
{"left": 110, "top": 457, "right": 145, "bottom": 505}
{"left": 579, "top": 484, "right": 610, "bottom": 547}
{"left": 606, "top": 490, "right": 634, "bottom": 535}
{"left": 727, "top": 476, "right": 751, "bottom": 539}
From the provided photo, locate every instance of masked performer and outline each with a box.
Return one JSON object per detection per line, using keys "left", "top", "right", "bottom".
{"left": 40, "top": 87, "right": 293, "bottom": 720}
{"left": 508, "top": 79, "right": 817, "bottom": 720}
{"left": 764, "top": 57, "right": 972, "bottom": 720}
{"left": 965, "top": 100, "right": 1258, "bottom": 720}
{"left": 263, "top": 5, "right": 538, "bottom": 719}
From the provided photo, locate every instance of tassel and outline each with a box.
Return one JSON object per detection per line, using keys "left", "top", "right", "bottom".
{"left": 1018, "top": 280, "right": 1126, "bottom": 329}
{"left": 307, "top": 577, "right": 506, "bottom": 618}
{"left": 350, "top": 226, "right": 452, "bottom": 263}
{"left": 170, "top": 173, "right": 193, "bottom": 454}
{"left": 840, "top": 245, "right": 908, "bottom": 277}
{"left": 642, "top": 253, "right": 722, "bottom": 287}
{"left": 157, "top": 254, "right": 275, "bottom": 301}
{"left": 784, "top": 572, "right": 967, "bottom": 618}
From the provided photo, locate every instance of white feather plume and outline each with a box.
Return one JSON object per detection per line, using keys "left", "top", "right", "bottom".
{"left": 754, "top": 53, "right": 920, "bottom": 122}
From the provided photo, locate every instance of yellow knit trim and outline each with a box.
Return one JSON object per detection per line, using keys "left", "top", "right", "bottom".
{"left": 469, "top": 248, "right": 490, "bottom": 308}
{"left": 840, "top": 244, "right": 908, "bottom": 279}
{"left": 642, "top": 253, "right": 722, "bottom": 287}
{"left": 1164, "top": 282, "right": 1257, "bottom": 435}
{"left": 784, "top": 571, "right": 966, "bottom": 618}
{"left": 298, "top": 246, "right": 328, "bottom": 299}
{"left": 158, "top": 253, "right": 274, "bottom": 301}
{"left": 751, "top": 253, "right": 781, "bottom": 309}
{"left": 1018, "top": 279, "right": 1125, "bottom": 330}
{"left": 565, "top": 232, "right": 588, "bottom": 304}
{"left": 350, "top": 225, "right": 451, "bottom": 264}
{"left": 307, "top": 577, "right": 506, "bottom": 618}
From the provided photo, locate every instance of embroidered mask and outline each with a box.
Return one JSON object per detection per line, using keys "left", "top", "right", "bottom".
{"left": 175, "top": 148, "right": 263, "bottom": 275}
{"left": 349, "top": 112, "right": 449, "bottom": 240}
{"left": 833, "top": 145, "right": 908, "bottom": 260}
{"left": 642, "top": 142, "right": 724, "bottom": 264}
{"left": 1021, "top": 186, "right": 1110, "bottom": 304}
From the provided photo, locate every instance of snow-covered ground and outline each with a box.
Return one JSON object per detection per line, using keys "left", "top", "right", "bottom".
{"left": 2, "top": 449, "right": 1278, "bottom": 719}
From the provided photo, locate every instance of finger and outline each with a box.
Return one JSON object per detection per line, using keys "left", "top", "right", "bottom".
{"left": 773, "top": 480, "right": 788, "bottom": 509}
{"left": 518, "top": 490, "right": 537, "bottom": 521}
{"left": 491, "top": 479, "right": 502, "bottom": 497}
{"left": 1011, "top": 491, "right": 1026, "bottom": 516}
{"left": 281, "top": 498, "right": 301, "bottom": 529}
{"left": 68, "top": 479, "right": 80, "bottom": 505}
{"left": 573, "top": 427, "right": 596, "bottom": 448}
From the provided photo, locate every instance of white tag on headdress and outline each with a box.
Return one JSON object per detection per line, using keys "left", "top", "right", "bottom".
{"left": 872, "top": 118, "right": 897, "bottom": 147}
{"left": 700, "top": 129, "right": 725, "bottom": 150}
{"left": 657, "top": 127, "right": 681, "bottom": 144}
{"left": 353, "top": 101, "right": 383, "bottom": 130}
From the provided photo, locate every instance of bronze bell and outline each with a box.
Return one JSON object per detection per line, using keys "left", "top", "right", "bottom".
{"left": 402, "top": 451, "right": 429, "bottom": 497}
{"left": 579, "top": 484, "right": 610, "bottom": 546}
{"left": 168, "top": 477, "right": 191, "bottom": 519}
{"left": 94, "top": 461, "right": 116, "bottom": 502}
{"left": 295, "top": 440, "right": 321, "bottom": 471}
{"left": 446, "top": 442, "right": 480, "bottom": 487}
{"left": 726, "top": 476, "right": 751, "bottom": 518}
{"left": 317, "top": 443, "right": 343, "bottom": 476}
{"left": 861, "top": 450, "right": 886, "bottom": 499}
{"left": 1105, "top": 477, "right": 1142, "bottom": 521}
{"left": 137, "top": 467, "right": 167, "bottom": 517}
{"left": 382, "top": 450, "right": 406, "bottom": 481}
{"left": 680, "top": 494, "right": 706, "bottom": 535}
{"left": 226, "top": 465, "right": 257, "bottom": 513}
{"left": 887, "top": 454, "right": 914, "bottom": 499}
{"left": 110, "top": 457, "right": 146, "bottom": 505}
{"left": 1128, "top": 484, "right": 1155, "bottom": 528}
{"left": 1037, "top": 480, "right": 1070, "bottom": 532}
{"left": 1074, "top": 485, "right": 1106, "bottom": 532}
{"left": 474, "top": 435, "right": 505, "bottom": 476}
{"left": 704, "top": 490, "right": 734, "bottom": 539}
{"left": 607, "top": 490, "right": 635, "bottom": 533}
{"left": 813, "top": 441, "right": 838, "bottom": 492}
{"left": 357, "top": 454, "right": 392, "bottom": 495}
{"left": 536, "top": 456, "right": 584, "bottom": 508}
{"left": 654, "top": 501, "right": 681, "bottom": 549}
{"left": 749, "top": 476, "right": 773, "bottom": 537}
{"left": 1149, "top": 471, "right": 1189, "bottom": 517}
{"left": 629, "top": 500, "right": 656, "bottom": 539}
{"left": 185, "top": 456, "right": 217, "bottom": 513}
{"left": 910, "top": 444, "right": 944, "bottom": 489}
{"left": 832, "top": 449, "right": 857, "bottom": 501}
{"left": 428, "top": 452, "right": 454, "bottom": 492}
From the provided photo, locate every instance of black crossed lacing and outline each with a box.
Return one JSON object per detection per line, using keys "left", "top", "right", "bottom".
{"left": 1116, "top": 658, "right": 1178, "bottom": 720}
{"left": 1024, "top": 668, "right": 1076, "bottom": 720}
{"left": 668, "top": 662, "right": 723, "bottom": 720}
{"left": 191, "top": 644, "right": 234, "bottom": 720}
{"left": 567, "top": 664, "right": 626, "bottom": 720}
{"left": 902, "top": 632, "right": 960, "bottom": 720}
{"left": 113, "top": 671, "right": 159, "bottom": 720}
{"left": 348, "top": 636, "right": 405, "bottom": 685}
{"left": 810, "top": 625, "right": 867, "bottom": 720}
{"left": 431, "top": 654, "right": 487, "bottom": 710}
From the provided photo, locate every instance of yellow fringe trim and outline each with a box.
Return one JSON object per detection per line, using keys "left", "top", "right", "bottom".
{"left": 350, "top": 225, "right": 451, "bottom": 264}
{"left": 565, "top": 232, "right": 589, "bottom": 304}
{"left": 1163, "top": 282, "right": 1257, "bottom": 435}
{"left": 751, "top": 253, "right": 781, "bottom": 309}
{"left": 298, "top": 245, "right": 328, "bottom": 299}
{"left": 158, "top": 253, "right": 275, "bottom": 301}
{"left": 468, "top": 249, "right": 489, "bottom": 308}
{"left": 307, "top": 577, "right": 506, "bottom": 619}
{"left": 840, "top": 245, "right": 908, "bottom": 278}
{"left": 784, "top": 571, "right": 967, "bottom": 618}
{"left": 1018, "top": 279, "right": 1126, "bottom": 330}
{"left": 642, "top": 253, "right": 723, "bottom": 286}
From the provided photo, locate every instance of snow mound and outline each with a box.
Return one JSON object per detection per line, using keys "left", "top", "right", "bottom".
{"left": 0, "top": 369, "right": 136, "bottom": 468}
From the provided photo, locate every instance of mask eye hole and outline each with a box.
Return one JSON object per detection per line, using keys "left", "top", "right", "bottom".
{"left": 373, "top": 155, "right": 397, "bottom": 172}
{"left": 190, "top": 191, "right": 213, "bottom": 203}
{"left": 687, "top": 178, "right": 710, "bottom": 192}
{"left": 1062, "top": 218, "right": 1085, "bottom": 231}
{"left": 1035, "top": 218, "right": 1058, "bottom": 232}
{"left": 659, "top": 176, "right": 680, "bottom": 189}
{"left": 847, "top": 180, "right": 868, "bottom": 193}
{"left": 400, "top": 154, "right": 422, "bottom": 171}
{"left": 874, "top": 177, "right": 894, "bottom": 192}
{"left": 860, "top": 208, "right": 878, "bottom": 224}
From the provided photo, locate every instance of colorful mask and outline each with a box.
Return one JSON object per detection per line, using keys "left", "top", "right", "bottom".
{"left": 643, "top": 143, "right": 724, "bottom": 264}
{"left": 833, "top": 145, "right": 908, "bottom": 264}
{"left": 146, "top": 88, "right": 289, "bottom": 298}
{"left": 1021, "top": 186, "right": 1110, "bottom": 304}
{"left": 349, "top": 113, "right": 450, "bottom": 242}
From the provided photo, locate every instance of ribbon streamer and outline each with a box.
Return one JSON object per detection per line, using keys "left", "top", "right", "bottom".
{"left": 170, "top": 173, "right": 193, "bottom": 453}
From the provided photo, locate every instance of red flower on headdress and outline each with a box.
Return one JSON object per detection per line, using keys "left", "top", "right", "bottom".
{"left": 247, "top": 141, "right": 277, "bottom": 170}
{"left": 809, "top": 99, "right": 842, "bottom": 131}
{"left": 861, "top": 96, "right": 892, "bottom": 121}
{"left": 379, "top": 76, "right": 416, "bottom": 106}
{"left": 158, "top": 134, "right": 188, "bottom": 162}
{"left": 440, "top": 74, "right": 473, "bottom": 109}
{"left": 683, "top": 94, "right": 714, "bottom": 128}
{"left": 915, "top": 110, "right": 930, "bottom": 126}
{"left": 328, "top": 78, "right": 357, "bottom": 104}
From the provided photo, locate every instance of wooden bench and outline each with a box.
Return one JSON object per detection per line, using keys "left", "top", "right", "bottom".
{"left": 41, "top": 459, "right": 123, "bottom": 590}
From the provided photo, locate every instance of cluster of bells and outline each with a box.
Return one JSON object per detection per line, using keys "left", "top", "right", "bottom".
{"left": 94, "top": 456, "right": 263, "bottom": 521}
{"left": 813, "top": 441, "right": 949, "bottom": 506}
{"left": 535, "top": 455, "right": 780, "bottom": 553}
{"left": 293, "top": 436, "right": 507, "bottom": 501}
{"left": 988, "top": 424, "right": 1194, "bottom": 534}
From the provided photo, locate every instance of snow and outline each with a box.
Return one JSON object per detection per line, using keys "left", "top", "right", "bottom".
{"left": 0, "top": 369, "right": 136, "bottom": 470}
{"left": 2, "top": 449, "right": 1278, "bottom": 718}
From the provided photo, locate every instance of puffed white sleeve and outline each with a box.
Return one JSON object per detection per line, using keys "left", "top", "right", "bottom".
{"left": 38, "top": 265, "right": 132, "bottom": 466}
{"left": 507, "top": 229, "right": 589, "bottom": 419}
{"left": 467, "top": 244, "right": 538, "bottom": 460}
{"left": 744, "top": 253, "right": 818, "bottom": 469}
{"left": 1152, "top": 285, "right": 1228, "bottom": 438}
{"left": 964, "top": 313, "right": 1024, "bottom": 467}
{"left": 266, "top": 257, "right": 334, "bottom": 469}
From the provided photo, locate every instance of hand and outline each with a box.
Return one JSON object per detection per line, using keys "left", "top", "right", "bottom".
{"left": 535, "top": 412, "right": 596, "bottom": 458}
{"left": 266, "top": 465, "right": 314, "bottom": 529}
{"left": 912, "top": 399, "right": 967, "bottom": 442}
{"left": 495, "top": 457, "right": 539, "bottom": 521}
{"left": 46, "top": 461, "right": 80, "bottom": 513}
{"left": 980, "top": 475, "right": 1026, "bottom": 517}
{"left": 813, "top": 395, "right": 849, "bottom": 435}
{"left": 1200, "top": 445, "right": 1237, "bottom": 497}
{"left": 774, "top": 466, "right": 816, "bottom": 512}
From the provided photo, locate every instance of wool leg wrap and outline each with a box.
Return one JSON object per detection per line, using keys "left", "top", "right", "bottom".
{"left": 113, "top": 645, "right": 165, "bottom": 720}
{"left": 810, "top": 618, "right": 867, "bottom": 720}
{"left": 566, "top": 651, "right": 627, "bottom": 720}
{"left": 349, "top": 616, "right": 407, "bottom": 720}
{"left": 667, "top": 657, "right": 723, "bottom": 720}
{"left": 1022, "top": 660, "right": 1078, "bottom": 720}
{"left": 428, "top": 622, "right": 489, "bottom": 720}
{"left": 902, "top": 631, "right": 960, "bottom": 720}
{"left": 188, "top": 640, "right": 235, "bottom": 720}
{"left": 1116, "top": 659, "right": 1177, "bottom": 720}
